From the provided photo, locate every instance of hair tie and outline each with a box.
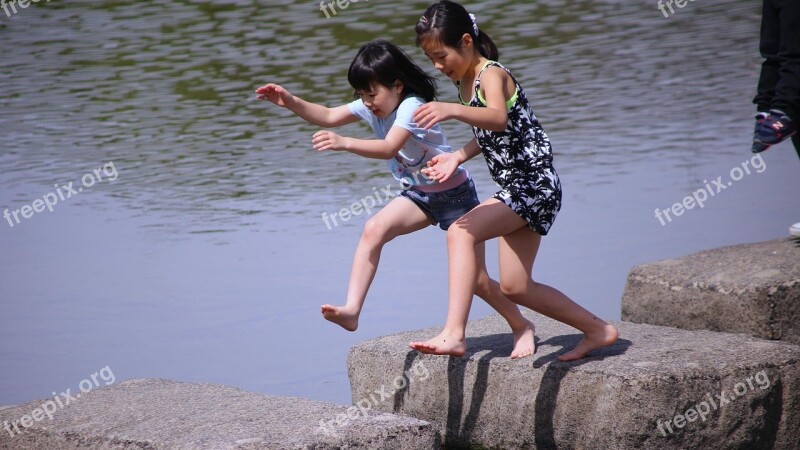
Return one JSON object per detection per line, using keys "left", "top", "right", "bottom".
{"left": 468, "top": 13, "right": 479, "bottom": 35}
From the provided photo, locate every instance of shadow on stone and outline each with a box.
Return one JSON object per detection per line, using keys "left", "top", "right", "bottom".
{"left": 533, "top": 334, "right": 632, "bottom": 448}
{"left": 427, "top": 332, "right": 632, "bottom": 447}
{"left": 447, "top": 334, "right": 510, "bottom": 447}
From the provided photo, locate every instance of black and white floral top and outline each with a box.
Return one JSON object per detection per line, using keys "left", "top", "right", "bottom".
{"left": 458, "top": 60, "right": 562, "bottom": 235}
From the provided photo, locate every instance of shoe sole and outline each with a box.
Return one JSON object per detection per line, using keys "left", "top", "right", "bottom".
{"left": 752, "top": 142, "right": 772, "bottom": 153}
{"left": 791, "top": 227, "right": 800, "bottom": 237}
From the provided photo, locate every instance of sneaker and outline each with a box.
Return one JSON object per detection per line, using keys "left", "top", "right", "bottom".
{"left": 791, "top": 222, "right": 800, "bottom": 237}
{"left": 751, "top": 112, "right": 771, "bottom": 153}
{"left": 753, "top": 110, "right": 797, "bottom": 152}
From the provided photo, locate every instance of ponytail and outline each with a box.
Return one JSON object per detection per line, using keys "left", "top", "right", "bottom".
{"left": 475, "top": 29, "right": 498, "bottom": 61}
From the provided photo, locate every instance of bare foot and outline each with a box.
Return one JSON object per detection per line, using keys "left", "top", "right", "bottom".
{"left": 409, "top": 331, "right": 466, "bottom": 356}
{"left": 558, "top": 324, "right": 619, "bottom": 361}
{"left": 510, "top": 319, "right": 536, "bottom": 359}
{"left": 320, "top": 304, "right": 359, "bottom": 332}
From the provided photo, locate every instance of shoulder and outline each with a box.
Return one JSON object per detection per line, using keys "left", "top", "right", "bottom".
{"left": 347, "top": 98, "right": 368, "bottom": 115}
{"left": 479, "top": 64, "right": 516, "bottom": 101}
{"left": 481, "top": 64, "right": 512, "bottom": 84}
{"left": 395, "top": 95, "right": 424, "bottom": 117}
{"left": 399, "top": 95, "right": 425, "bottom": 108}
{"left": 348, "top": 98, "right": 378, "bottom": 123}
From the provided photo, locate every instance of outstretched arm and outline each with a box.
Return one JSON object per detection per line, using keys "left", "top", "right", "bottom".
{"left": 413, "top": 68, "right": 511, "bottom": 132}
{"left": 255, "top": 83, "right": 358, "bottom": 128}
{"left": 311, "top": 126, "right": 412, "bottom": 160}
{"left": 421, "top": 138, "right": 481, "bottom": 182}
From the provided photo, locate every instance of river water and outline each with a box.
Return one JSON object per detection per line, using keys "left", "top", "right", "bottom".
{"left": 1, "top": 0, "right": 798, "bottom": 407}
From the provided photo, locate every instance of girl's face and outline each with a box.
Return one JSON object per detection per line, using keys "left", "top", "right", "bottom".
{"left": 357, "top": 81, "right": 404, "bottom": 118}
{"left": 420, "top": 35, "right": 473, "bottom": 82}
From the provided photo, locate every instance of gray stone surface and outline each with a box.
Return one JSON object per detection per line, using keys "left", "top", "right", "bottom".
{"left": 0, "top": 378, "right": 439, "bottom": 449}
{"left": 621, "top": 238, "right": 800, "bottom": 344}
{"left": 348, "top": 313, "right": 800, "bottom": 449}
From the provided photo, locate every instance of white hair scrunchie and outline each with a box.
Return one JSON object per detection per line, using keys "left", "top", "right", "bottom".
{"left": 468, "top": 13, "right": 479, "bottom": 36}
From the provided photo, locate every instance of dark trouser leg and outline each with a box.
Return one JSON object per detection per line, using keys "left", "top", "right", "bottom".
{"left": 754, "top": 0, "right": 781, "bottom": 112}
{"left": 771, "top": 0, "right": 800, "bottom": 121}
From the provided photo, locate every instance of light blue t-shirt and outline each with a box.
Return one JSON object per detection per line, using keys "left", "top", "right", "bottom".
{"left": 347, "top": 95, "right": 465, "bottom": 187}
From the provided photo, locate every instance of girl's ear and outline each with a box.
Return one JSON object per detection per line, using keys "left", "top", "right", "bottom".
{"left": 394, "top": 80, "right": 404, "bottom": 93}
{"left": 460, "top": 33, "right": 473, "bottom": 49}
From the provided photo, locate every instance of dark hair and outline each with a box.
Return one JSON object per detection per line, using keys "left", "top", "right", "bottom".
{"left": 415, "top": 1, "right": 498, "bottom": 61}
{"left": 347, "top": 40, "right": 438, "bottom": 102}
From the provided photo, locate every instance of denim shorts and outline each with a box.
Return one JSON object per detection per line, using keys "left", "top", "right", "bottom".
{"left": 400, "top": 178, "right": 480, "bottom": 230}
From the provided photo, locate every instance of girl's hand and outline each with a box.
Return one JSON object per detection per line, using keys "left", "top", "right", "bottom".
{"left": 255, "top": 83, "right": 293, "bottom": 107}
{"left": 312, "top": 130, "right": 347, "bottom": 151}
{"left": 413, "top": 102, "right": 455, "bottom": 130}
{"left": 421, "top": 153, "right": 460, "bottom": 183}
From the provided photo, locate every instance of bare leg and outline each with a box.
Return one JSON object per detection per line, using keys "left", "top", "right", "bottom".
{"left": 410, "top": 199, "right": 617, "bottom": 360}
{"left": 473, "top": 242, "right": 536, "bottom": 359}
{"left": 322, "top": 196, "right": 431, "bottom": 331}
{"left": 497, "top": 224, "right": 618, "bottom": 361}
{"left": 410, "top": 200, "right": 526, "bottom": 355}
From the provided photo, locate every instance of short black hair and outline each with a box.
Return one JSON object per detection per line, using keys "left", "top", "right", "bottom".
{"left": 347, "top": 40, "right": 438, "bottom": 102}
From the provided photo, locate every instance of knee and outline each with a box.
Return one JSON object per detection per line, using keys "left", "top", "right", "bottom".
{"left": 446, "top": 223, "right": 474, "bottom": 247}
{"left": 500, "top": 279, "right": 528, "bottom": 301}
{"left": 362, "top": 217, "right": 393, "bottom": 245}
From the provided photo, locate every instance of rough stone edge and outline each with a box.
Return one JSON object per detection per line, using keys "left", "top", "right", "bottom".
{"left": 0, "top": 378, "right": 441, "bottom": 450}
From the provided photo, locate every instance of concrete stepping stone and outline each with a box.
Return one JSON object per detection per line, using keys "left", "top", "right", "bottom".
{"left": 0, "top": 378, "right": 439, "bottom": 449}
{"left": 622, "top": 237, "right": 800, "bottom": 344}
{"left": 347, "top": 313, "right": 800, "bottom": 449}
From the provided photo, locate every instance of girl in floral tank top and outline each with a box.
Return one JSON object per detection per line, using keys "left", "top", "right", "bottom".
{"left": 408, "top": 0, "right": 619, "bottom": 361}
{"left": 458, "top": 59, "right": 560, "bottom": 235}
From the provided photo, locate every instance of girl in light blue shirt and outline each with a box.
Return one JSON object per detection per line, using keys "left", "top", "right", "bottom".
{"left": 256, "top": 40, "right": 536, "bottom": 358}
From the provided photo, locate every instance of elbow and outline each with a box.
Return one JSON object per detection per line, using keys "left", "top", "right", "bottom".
{"left": 319, "top": 110, "right": 338, "bottom": 128}
{"left": 487, "top": 121, "right": 507, "bottom": 132}
{"left": 380, "top": 144, "right": 402, "bottom": 160}
{"left": 310, "top": 116, "right": 333, "bottom": 128}
{"left": 487, "top": 111, "right": 508, "bottom": 132}
{"left": 381, "top": 149, "right": 400, "bottom": 159}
